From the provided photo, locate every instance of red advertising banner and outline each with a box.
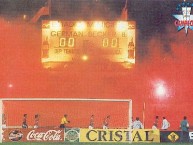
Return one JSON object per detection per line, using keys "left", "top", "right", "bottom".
{"left": 3, "top": 128, "right": 64, "bottom": 142}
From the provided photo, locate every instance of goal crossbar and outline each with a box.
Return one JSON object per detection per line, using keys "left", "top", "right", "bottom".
{"left": 0, "top": 98, "right": 132, "bottom": 143}
{"left": 0, "top": 98, "right": 131, "bottom": 102}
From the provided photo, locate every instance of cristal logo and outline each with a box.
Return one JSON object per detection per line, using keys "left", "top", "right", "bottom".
{"left": 27, "top": 130, "right": 62, "bottom": 141}
{"left": 173, "top": 2, "right": 193, "bottom": 34}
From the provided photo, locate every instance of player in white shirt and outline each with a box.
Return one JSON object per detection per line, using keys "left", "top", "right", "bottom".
{"left": 161, "top": 117, "right": 170, "bottom": 130}
{"left": 152, "top": 123, "right": 157, "bottom": 130}
{"left": 89, "top": 115, "right": 94, "bottom": 129}
{"left": 133, "top": 117, "right": 144, "bottom": 129}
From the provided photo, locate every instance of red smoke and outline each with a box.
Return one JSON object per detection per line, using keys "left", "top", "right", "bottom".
{"left": 1, "top": 18, "right": 193, "bottom": 129}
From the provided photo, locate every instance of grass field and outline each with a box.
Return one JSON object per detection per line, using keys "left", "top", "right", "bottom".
{"left": 0, "top": 143, "right": 192, "bottom": 145}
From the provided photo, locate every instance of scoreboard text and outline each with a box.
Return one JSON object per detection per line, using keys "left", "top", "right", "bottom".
{"left": 41, "top": 21, "right": 136, "bottom": 66}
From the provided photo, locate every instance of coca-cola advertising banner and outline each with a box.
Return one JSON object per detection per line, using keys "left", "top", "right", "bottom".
{"left": 3, "top": 128, "right": 64, "bottom": 142}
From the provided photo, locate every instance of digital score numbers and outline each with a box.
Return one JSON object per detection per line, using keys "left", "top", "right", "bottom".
{"left": 41, "top": 21, "right": 136, "bottom": 66}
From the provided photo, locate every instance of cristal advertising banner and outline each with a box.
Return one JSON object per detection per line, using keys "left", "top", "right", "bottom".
{"left": 79, "top": 129, "right": 160, "bottom": 142}
{"left": 79, "top": 128, "right": 130, "bottom": 142}
{"left": 132, "top": 129, "right": 160, "bottom": 143}
{"left": 3, "top": 128, "right": 64, "bottom": 142}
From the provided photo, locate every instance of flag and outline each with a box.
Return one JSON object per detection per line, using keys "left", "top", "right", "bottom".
{"left": 120, "top": 0, "right": 128, "bottom": 20}
{"left": 30, "top": 0, "right": 51, "bottom": 23}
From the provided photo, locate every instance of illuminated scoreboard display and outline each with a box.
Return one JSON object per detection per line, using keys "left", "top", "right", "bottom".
{"left": 41, "top": 20, "right": 136, "bottom": 67}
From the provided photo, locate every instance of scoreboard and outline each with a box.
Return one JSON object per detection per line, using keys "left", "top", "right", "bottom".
{"left": 41, "top": 20, "right": 136, "bottom": 68}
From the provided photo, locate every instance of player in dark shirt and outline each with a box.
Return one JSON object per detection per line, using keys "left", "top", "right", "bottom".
{"left": 22, "top": 114, "right": 28, "bottom": 128}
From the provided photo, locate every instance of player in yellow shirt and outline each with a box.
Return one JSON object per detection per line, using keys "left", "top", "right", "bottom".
{"left": 60, "top": 114, "right": 70, "bottom": 128}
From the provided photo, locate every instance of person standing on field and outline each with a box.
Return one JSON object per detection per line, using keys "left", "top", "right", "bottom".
{"left": 103, "top": 115, "right": 110, "bottom": 129}
{"left": 22, "top": 114, "right": 28, "bottom": 128}
{"left": 2, "top": 114, "right": 6, "bottom": 128}
{"left": 89, "top": 115, "right": 94, "bottom": 129}
{"left": 180, "top": 116, "right": 189, "bottom": 143}
{"left": 152, "top": 123, "right": 157, "bottom": 130}
{"left": 60, "top": 114, "right": 70, "bottom": 128}
{"left": 154, "top": 116, "right": 159, "bottom": 128}
{"left": 34, "top": 114, "right": 39, "bottom": 129}
{"left": 133, "top": 117, "right": 144, "bottom": 129}
{"left": 161, "top": 117, "right": 170, "bottom": 130}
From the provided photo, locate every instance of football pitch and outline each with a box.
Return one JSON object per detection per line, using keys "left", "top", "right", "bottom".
{"left": 0, "top": 143, "right": 192, "bottom": 145}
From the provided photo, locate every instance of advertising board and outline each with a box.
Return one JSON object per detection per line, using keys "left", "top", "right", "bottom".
{"left": 3, "top": 128, "right": 64, "bottom": 142}
{"left": 79, "top": 129, "right": 160, "bottom": 142}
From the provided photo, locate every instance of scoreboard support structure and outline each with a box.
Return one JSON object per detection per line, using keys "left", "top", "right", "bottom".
{"left": 0, "top": 98, "right": 132, "bottom": 143}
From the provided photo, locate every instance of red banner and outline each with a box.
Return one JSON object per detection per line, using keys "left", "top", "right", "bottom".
{"left": 3, "top": 128, "right": 64, "bottom": 142}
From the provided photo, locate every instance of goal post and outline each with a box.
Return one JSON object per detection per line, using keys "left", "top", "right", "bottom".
{"left": 0, "top": 100, "right": 2, "bottom": 143}
{"left": 0, "top": 98, "right": 132, "bottom": 143}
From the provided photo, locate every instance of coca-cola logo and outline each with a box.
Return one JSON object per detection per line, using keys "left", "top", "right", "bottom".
{"left": 9, "top": 130, "right": 23, "bottom": 141}
{"left": 27, "top": 130, "right": 63, "bottom": 141}
{"left": 65, "top": 129, "right": 79, "bottom": 142}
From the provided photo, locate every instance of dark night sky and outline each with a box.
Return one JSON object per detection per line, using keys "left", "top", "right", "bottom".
{"left": 0, "top": 0, "right": 184, "bottom": 57}
{"left": 0, "top": 0, "right": 186, "bottom": 41}
{"left": 0, "top": 0, "right": 181, "bottom": 30}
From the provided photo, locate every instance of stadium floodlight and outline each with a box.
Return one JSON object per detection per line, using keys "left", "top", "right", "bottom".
{"left": 75, "top": 22, "right": 87, "bottom": 31}
{"left": 153, "top": 80, "right": 167, "bottom": 98}
{"left": 0, "top": 98, "right": 132, "bottom": 143}
{"left": 155, "top": 84, "right": 166, "bottom": 96}
{"left": 81, "top": 55, "right": 89, "bottom": 61}
{"left": 50, "top": 21, "right": 62, "bottom": 31}
{"left": 93, "top": 21, "right": 104, "bottom": 31}
{"left": 116, "top": 21, "right": 128, "bottom": 31}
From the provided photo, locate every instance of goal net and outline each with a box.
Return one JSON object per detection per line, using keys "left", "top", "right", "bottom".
{"left": 0, "top": 98, "right": 132, "bottom": 143}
